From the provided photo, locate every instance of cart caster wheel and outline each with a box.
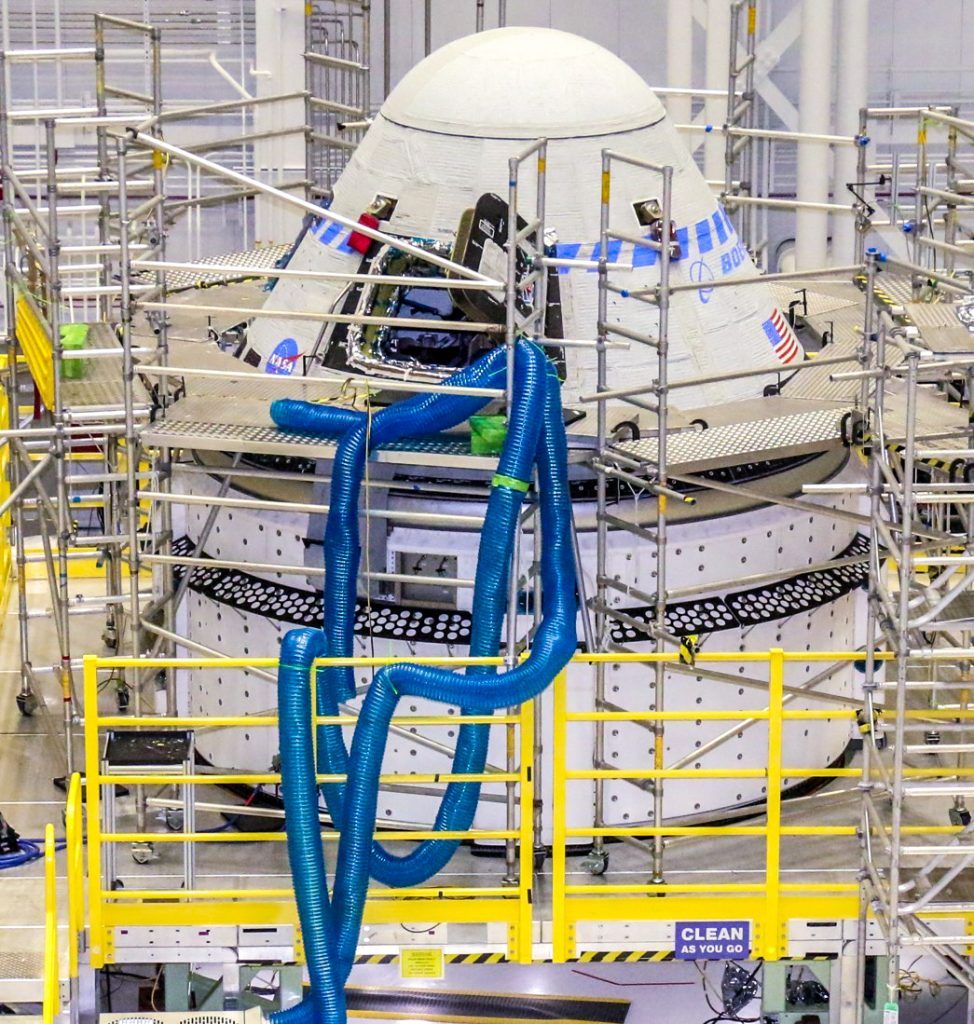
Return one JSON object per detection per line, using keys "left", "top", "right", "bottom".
{"left": 102, "top": 625, "right": 118, "bottom": 651}
{"left": 949, "top": 806, "right": 972, "bottom": 828}
{"left": 581, "top": 850, "right": 609, "bottom": 876}
{"left": 115, "top": 686, "right": 130, "bottom": 713}
{"left": 533, "top": 846, "right": 547, "bottom": 872}
{"left": 164, "top": 808, "right": 184, "bottom": 832}
{"left": 131, "top": 841, "right": 155, "bottom": 865}
{"left": 16, "top": 691, "right": 38, "bottom": 717}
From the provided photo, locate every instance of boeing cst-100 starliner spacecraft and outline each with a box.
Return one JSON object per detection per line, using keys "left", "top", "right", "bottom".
{"left": 173, "top": 27, "right": 867, "bottom": 842}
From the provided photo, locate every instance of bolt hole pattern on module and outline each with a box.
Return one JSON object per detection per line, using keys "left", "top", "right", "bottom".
{"left": 270, "top": 341, "right": 576, "bottom": 1024}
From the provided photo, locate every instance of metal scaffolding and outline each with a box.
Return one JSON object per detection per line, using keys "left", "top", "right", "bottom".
{"left": 846, "top": 245, "right": 974, "bottom": 1013}
{"left": 6, "top": 6, "right": 974, "bottom": 1021}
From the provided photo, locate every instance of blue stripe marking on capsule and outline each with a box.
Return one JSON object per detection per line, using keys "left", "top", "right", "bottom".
{"left": 696, "top": 219, "right": 713, "bottom": 254}
{"left": 586, "top": 238, "right": 623, "bottom": 272}
{"left": 632, "top": 235, "right": 658, "bottom": 268}
{"left": 554, "top": 241, "right": 582, "bottom": 274}
{"left": 675, "top": 227, "right": 689, "bottom": 259}
{"left": 711, "top": 210, "right": 728, "bottom": 244}
{"left": 317, "top": 221, "right": 342, "bottom": 246}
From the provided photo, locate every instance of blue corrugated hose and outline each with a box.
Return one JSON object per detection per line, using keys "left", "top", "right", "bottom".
{"left": 269, "top": 340, "right": 576, "bottom": 1024}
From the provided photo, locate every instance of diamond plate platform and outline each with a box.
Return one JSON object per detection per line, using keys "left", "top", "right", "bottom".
{"left": 61, "top": 323, "right": 149, "bottom": 411}
{"left": 781, "top": 335, "right": 862, "bottom": 403}
{"left": 134, "top": 243, "right": 292, "bottom": 292}
{"left": 611, "top": 404, "right": 850, "bottom": 474}
{"left": 143, "top": 417, "right": 585, "bottom": 470}
{"left": 0, "top": 949, "right": 45, "bottom": 1003}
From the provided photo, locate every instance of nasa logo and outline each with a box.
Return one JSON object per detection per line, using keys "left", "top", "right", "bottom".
{"left": 266, "top": 337, "right": 300, "bottom": 376}
{"left": 690, "top": 259, "right": 715, "bottom": 304}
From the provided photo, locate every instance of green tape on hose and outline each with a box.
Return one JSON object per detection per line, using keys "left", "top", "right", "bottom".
{"left": 491, "top": 473, "right": 530, "bottom": 492}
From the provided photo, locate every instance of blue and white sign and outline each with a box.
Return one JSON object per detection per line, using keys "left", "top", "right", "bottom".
{"left": 266, "top": 337, "right": 300, "bottom": 376}
{"left": 675, "top": 921, "right": 750, "bottom": 960}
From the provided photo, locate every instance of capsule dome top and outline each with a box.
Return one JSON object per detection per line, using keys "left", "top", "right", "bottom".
{"left": 380, "top": 26, "right": 667, "bottom": 140}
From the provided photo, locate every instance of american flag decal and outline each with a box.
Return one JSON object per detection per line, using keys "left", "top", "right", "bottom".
{"left": 761, "top": 309, "right": 802, "bottom": 365}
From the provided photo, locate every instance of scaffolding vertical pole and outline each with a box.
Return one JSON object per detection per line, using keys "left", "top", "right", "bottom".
{"left": 44, "top": 118, "right": 75, "bottom": 777}
{"left": 0, "top": 51, "right": 37, "bottom": 721}
{"left": 505, "top": 155, "right": 518, "bottom": 409}
{"left": 857, "top": 250, "right": 877, "bottom": 418}
{"left": 382, "top": 0, "right": 391, "bottom": 99}
{"left": 147, "top": 25, "right": 177, "bottom": 713}
{"left": 93, "top": 15, "right": 111, "bottom": 322}
{"left": 651, "top": 163, "right": 673, "bottom": 885}
{"left": 360, "top": 1, "right": 372, "bottom": 120}
{"left": 502, "top": 151, "right": 521, "bottom": 886}
{"left": 591, "top": 150, "right": 612, "bottom": 868}
{"left": 912, "top": 112, "right": 929, "bottom": 295}
{"left": 745, "top": 1, "right": 758, "bottom": 243}
{"left": 724, "top": 0, "right": 757, "bottom": 248}
{"left": 886, "top": 350, "right": 920, "bottom": 1011}
{"left": 502, "top": 138, "right": 548, "bottom": 879}
{"left": 856, "top": 298, "right": 887, "bottom": 1024}
{"left": 424, "top": 0, "right": 432, "bottom": 56}
{"left": 854, "top": 108, "right": 869, "bottom": 263}
{"left": 305, "top": 7, "right": 315, "bottom": 200}
{"left": 498, "top": 0, "right": 507, "bottom": 28}
{"left": 944, "top": 123, "right": 959, "bottom": 275}
{"left": 116, "top": 139, "right": 144, "bottom": 719}
{"left": 476, "top": 0, "right": 485, "bottom": 31}
{"left": 531, "top": 142, "right": 548, "bottom": 867}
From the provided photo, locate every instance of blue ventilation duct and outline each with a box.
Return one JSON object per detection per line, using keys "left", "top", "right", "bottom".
{"left": 269, "top": 340, "right": 576, "bottom": 1024}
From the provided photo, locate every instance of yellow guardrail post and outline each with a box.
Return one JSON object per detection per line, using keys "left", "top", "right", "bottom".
{"left": 65, "top": 773, "right": 84, "bottom": 982}
{"left": 516, "top": 694, "right": 535, "bottom": 963}
{"left": 552, "top": 669, "right": 568, "bottom": 962}
{"left": 762, "top": 648, "right": 785, "bottom": 960}
{"left": 83, "top": 655, "right": 106, "bottom": 966}
{"left": 43, "top": 822, "right": 59, "bottom": 1024}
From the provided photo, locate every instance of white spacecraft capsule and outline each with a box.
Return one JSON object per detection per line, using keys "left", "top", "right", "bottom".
{"left": 175, "top": 27, "right": 866, "bottom": 840}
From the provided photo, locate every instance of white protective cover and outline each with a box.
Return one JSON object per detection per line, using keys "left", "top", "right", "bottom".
{"left": 245, "top": 27, "right": 803, "bottom": 410}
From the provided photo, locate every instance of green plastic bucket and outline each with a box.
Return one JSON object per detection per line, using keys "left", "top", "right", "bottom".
{"left": 469, "top": 414, "right": 508, "bottom": 456}
{"left": 60, "top": 323, "right": 89, "bottom": 380}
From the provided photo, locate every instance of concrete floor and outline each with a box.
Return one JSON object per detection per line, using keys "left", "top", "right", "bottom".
{"left": 0, "top": 574, "right": 969, "bottom": 1022}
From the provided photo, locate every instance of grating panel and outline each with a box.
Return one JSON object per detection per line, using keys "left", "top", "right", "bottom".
{"left": 612, "top": 406, "right": 848, "bottom": 474}
{"left": 133, "top": 244, "right": 292, "bottom": 292}
{"left": 143, "top": 419, "right": 337, "bottom": 458}
{"left": 145, "top": 418, "right": 592, "bottom": 469}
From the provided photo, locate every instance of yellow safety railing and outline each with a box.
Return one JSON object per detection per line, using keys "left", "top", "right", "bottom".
{"left": 83, "top": 654, "right": 536, "bottom": 967}
{"left": 14, "top": 293, "right": 55, "bottom": 410}
{"left": 77, "top": 649, "right": 974, "bottom": 968}
{"left": 0, "top": 355, "right": 10, "bottom": 589}
{"left": 550, "top": 649, "right": 974, "bottom": 962}
{"left": 65, "top": 773, "right": 84, "bottom": 982}
{"left": 42, "top": 823, "right": 59, "bottom": 1024}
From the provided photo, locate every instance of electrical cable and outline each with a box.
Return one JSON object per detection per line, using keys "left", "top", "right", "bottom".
{"left": 0, "top": 836, "right": 66, "bottom": 870}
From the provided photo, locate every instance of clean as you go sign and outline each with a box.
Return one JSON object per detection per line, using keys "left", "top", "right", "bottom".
{"left": 675, "top": 921, "right": 750, "bottom": 960}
